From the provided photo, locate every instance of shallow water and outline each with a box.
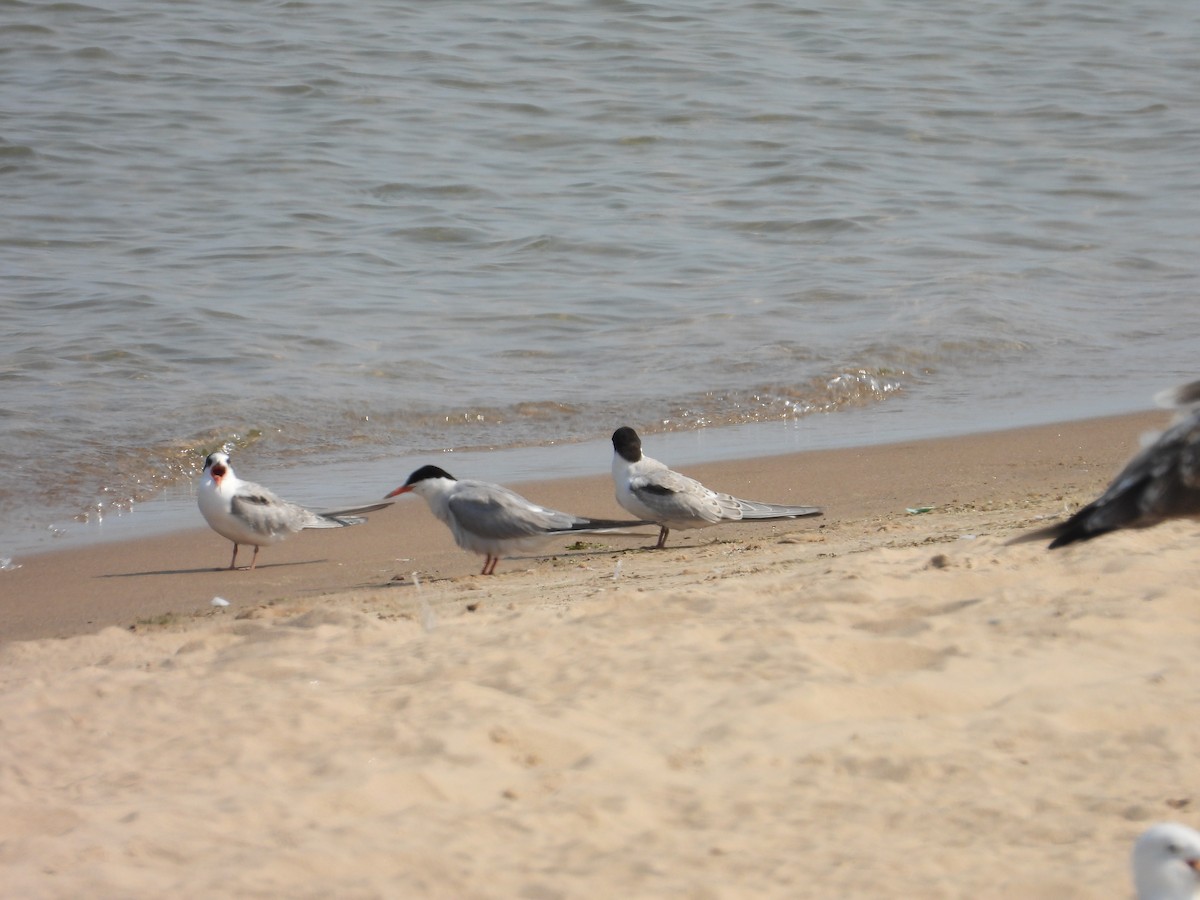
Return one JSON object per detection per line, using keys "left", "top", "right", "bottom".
{"left": 2, "top": 0, "right": 1198, "bottom": 555}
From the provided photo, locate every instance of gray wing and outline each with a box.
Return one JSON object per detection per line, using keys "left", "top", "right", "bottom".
{"left": 231, "top": 481, "right": 359, "bottom": 535}
{"left": 449, "top": 483, "right": 581, "bottom": 540}
{"left": 630, "top": 468, "right": 732, "bottom": 525}
{"left": 631, "top": 468, "right": 821, "bottom": 524}
{"left": 732, "top": 497, "right": 824, "bottom": 520}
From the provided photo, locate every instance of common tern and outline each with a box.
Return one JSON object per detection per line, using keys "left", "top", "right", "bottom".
{"left": 198, "top": 451, "right": 389, "bottom": 570}
{"left": 1013, "top": 379, "right": 1200, "bottom": 548}
{"left": 385, "top": 464, "right": 650, "bottom": 575}
{"left": 611, "top": 426, "right": 823, "bottom": 549}
{"left": 1132, "top": 822, "right": 1200, "bottom": 900}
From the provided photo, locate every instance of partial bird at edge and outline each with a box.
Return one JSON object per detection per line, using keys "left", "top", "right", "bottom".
{"left": 1132, "top": 821, "right": 1200, "bottom": 900}
{"left": 1010, "top": 379, "right": 1200, "bottom": 549}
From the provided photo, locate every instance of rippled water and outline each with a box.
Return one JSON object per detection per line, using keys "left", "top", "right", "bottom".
{"left": 2, "top": 0, "right": 1198, "bottom": 555}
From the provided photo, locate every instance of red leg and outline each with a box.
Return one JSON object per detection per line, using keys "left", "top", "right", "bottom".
{"left": 654, "top": 527, "right": 669, "bottom": 549}
{"left": 249, "top": 545, "right": 260, "bottom": 571}
{"left": 228, "top": 543, "right": 239, "bottom": 570}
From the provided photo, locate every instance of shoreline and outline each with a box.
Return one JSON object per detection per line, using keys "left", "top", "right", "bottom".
{"left": 1, "top": 407, "right": 1165, "bottom": 644}
{"left": 1, "top": 392, "right": 1155, "bottom": 561}
{"left": 4, "top": 405, "right": 1198, "bottom": 897}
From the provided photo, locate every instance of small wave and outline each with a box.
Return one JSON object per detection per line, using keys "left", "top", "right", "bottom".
{"left": 644, "top": 368, "right": 912, "bottom": 432}
{"left": 65, "top": 429, "right": 266, "bottom": 528}
{"left": 343, "top": 367, "right": 912, "bottom": 453}
{"left": 386, "top": 225, "right": 488, "bottom": 245}
{"left": 727, "top": 217, "right": 873, "bottom": 235}
{"left": 0, "top": 141, "right": 36, "bottom": 159}
{"left": 370, "top": 182, "right": 492, "bottom": 201}
{"left": 56, "top": 370, "right": 908, "bottom": 523}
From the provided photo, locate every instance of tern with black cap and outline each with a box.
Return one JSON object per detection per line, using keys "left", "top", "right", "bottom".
{"left": 611, "top": 426, "right": 822, "bottom": 549}
{"left": 386, "top": 464, "right": 651, "bottom": 575}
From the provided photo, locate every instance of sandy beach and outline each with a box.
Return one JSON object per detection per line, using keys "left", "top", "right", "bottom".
{"left": 3, "top": 409, "right": 1198, "bottom": 898}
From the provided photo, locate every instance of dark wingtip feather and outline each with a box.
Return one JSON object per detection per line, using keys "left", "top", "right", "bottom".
{"left": 1046, "top": 525, "right": 1097, "bottom": 549}
{"left": 1007, "top": 513, "right": 1111, "bottom": 549}
{"left": 570, "top": 517, "right": 655, "bottom": 531}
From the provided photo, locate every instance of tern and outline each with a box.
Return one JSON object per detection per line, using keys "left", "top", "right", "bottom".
{"left": 198, "top": 451, "right": 389, "bottom": 570}
{"left": 1013, "top": 379, "right": 1200, "bottom": 548}
{"left": 385, "top": 464, "right": 650, "bottom": 575}
{"left": 611, "top": 426, "right": 823, "bottom": 549}
{"left": 1133, "top": 822, "right": 1200, "bottom": 900}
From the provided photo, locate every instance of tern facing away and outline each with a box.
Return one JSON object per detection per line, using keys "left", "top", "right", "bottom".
{"left": 611, "top": 426, "right": 823, "bottom": 549}
{"left": 198, "top": 451, "right": 389, "bottom": 570}
{"left": 386, "top": 464, "right": 650, "bottom": 575}
{"left": 1132, "top": 822, "right": 1200, "bottom": 900}
{"left": 1013, "top": 379, "right": 1200, "bottom": 548}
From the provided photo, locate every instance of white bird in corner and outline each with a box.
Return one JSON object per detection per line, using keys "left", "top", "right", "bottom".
{"left": 385, "top": 464, "right": 650, "bottom": 575}
{"left": 1133, "top": 822, "right": 1200, "bottom": 900}
{"left": 611, "top": 426, "right": 823, "bottom": 549}
{"left": 198, "top": 451, "right": 389, "bottom": 570}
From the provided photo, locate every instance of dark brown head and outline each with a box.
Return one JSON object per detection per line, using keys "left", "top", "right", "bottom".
{"left": 612, "top": 427, "right": 643, "bottom": 463}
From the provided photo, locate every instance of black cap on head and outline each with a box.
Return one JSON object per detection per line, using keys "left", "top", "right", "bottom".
{"left": 405, "top": 464, "right": 456, "bottom": 486}
{"left": 612, "top": 427, "right": 642, "bottom": 463}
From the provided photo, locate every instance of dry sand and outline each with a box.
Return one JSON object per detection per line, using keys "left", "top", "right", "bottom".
{"left": 2, "top": 410, "right": 1198, "bottom": 898}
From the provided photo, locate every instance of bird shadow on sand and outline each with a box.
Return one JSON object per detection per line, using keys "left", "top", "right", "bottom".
{"left": 379, "top": 546, "right": 672, "bottom": 586}
{"left": 101, "top": 559, "right": 326, "bottom": 578}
